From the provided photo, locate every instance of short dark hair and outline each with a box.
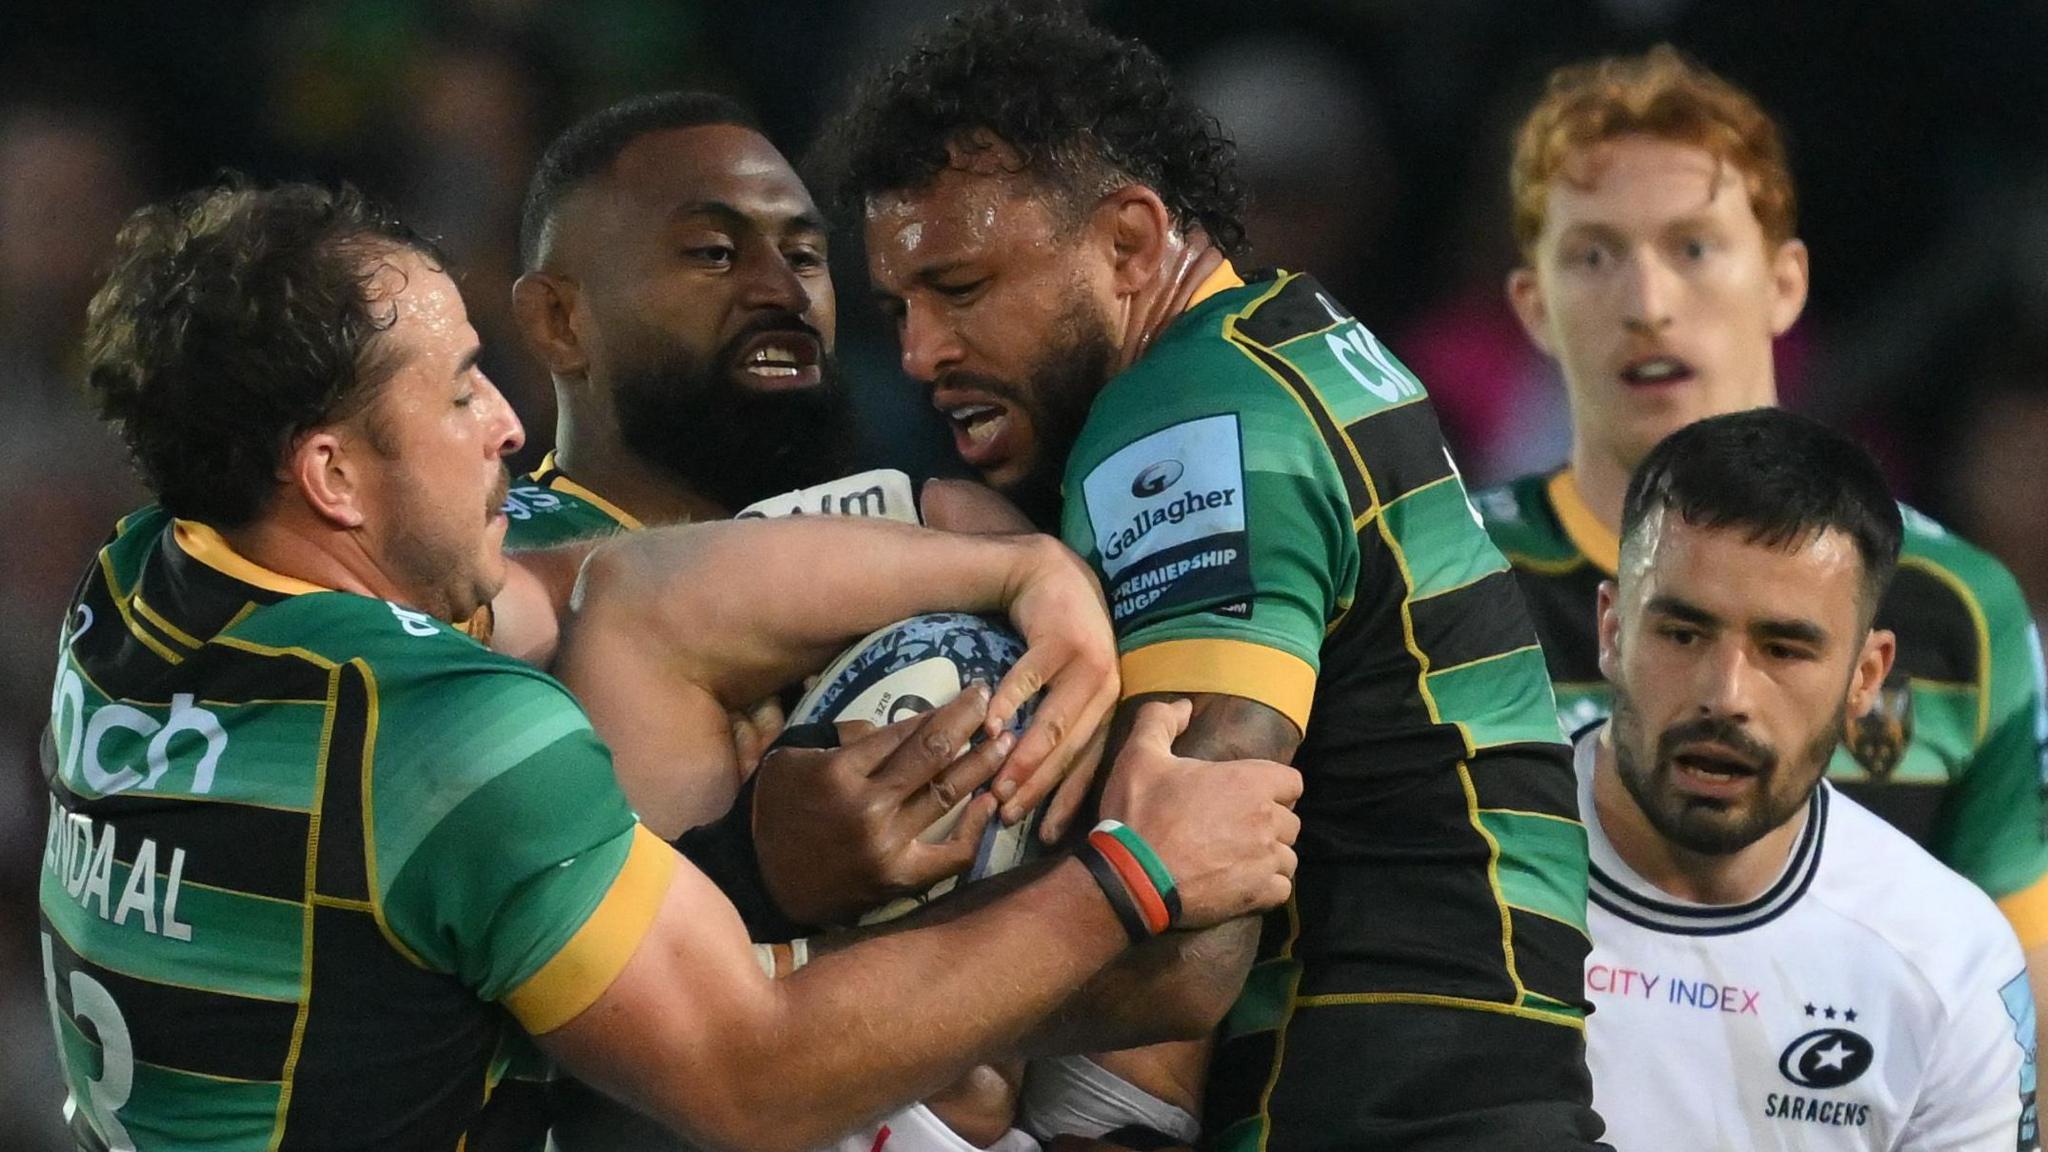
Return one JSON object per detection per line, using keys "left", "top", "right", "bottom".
{"left": 519, "top": 91, "right": 760, "bottom": 268}
{"left": 83, "top": 180, "right": 443, "bottom": 529}
{"left": 1621, "top": 409, "right": 1904, "bottom": 617}
{"left": 818, "top": 3, "right": 1248, "bottom": 256}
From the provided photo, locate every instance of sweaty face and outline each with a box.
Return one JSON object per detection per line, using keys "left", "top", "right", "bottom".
{"left": 1600, "top": 512, "right": 1874, "bottom": 856}
{"left": 356, "top": 250, "right": 524, "bottom": 621}
{"left": 866, "top": 163, "right": 1121, "bottom": 522}
{"left": 1513, "top": 136, "right": 1807, "bottom": 471}
{"left": 568, "top": 124, "right": 851, "bottom": 508}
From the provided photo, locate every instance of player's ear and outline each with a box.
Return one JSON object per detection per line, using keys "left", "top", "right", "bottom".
{"left": 1845, "top": 627, "right": 1896, "bottom": 718}
{"left": 1102, "top": 185, "right": 1174, "bottom": 298}
{"left": 1506, "top": 264, "right": 1556, "bottom": 357}
{"left": 1595, "top": 580, "right": 1623, "bottom": 683}
{"left": 1768, "top": 237, "right": 1809, "bottom": 337}
{"left": 286, "top": 423, "right": 369, "bottom": 530}
{"left": 512, "top": 271, "right": 589, "bottom": 378}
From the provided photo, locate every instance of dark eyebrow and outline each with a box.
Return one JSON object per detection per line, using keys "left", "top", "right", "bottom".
{"left": 454, "top": 345, "right": 482, "bottom": 379}
{"left": 673, "top": 200, "right": 831, "bottom": 239}
{"left": 1644, "top": 595, "right": 1719, "bottom": 628}
{"left": 1752, "top": 617, "right": 1828, "bottom": 646}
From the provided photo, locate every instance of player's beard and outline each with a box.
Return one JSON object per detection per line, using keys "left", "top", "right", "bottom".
{"left": 610, "top": 322, "right": 854, "bottom": 512}
{"left": 938, "top": 291, "right": 1113, "bottom": 529}
{"left": 1610, "top": 688, "right": 1842, "bottom": 856}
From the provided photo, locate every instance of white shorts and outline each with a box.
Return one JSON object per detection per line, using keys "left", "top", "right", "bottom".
{"left": 829, "top": 1103, "right": 1040, "bottom": 1152}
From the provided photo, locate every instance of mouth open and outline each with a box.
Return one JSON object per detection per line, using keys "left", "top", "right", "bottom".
{"left": 935, "top": 389, "right": 1020, "bottom": 470}
{"left": 1669, "top": 745, "right": 1762, "bottom": 798}
{"left": 1619, "top": 354, "right": 1697, "bottom": 388}
{"left": 734, "top": 330, "right": 823, "bottom": 391}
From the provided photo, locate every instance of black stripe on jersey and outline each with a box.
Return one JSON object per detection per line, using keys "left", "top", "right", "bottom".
{"left": 1221, "top": 999, "right": 1604, "bottom": 1152}
{"left": 42, "top": 913, "right": 298, "bottom": 1081}
{"left": 278, "top": 906, "right": 499, "bottom": 1151}
{"left": 1508, "top": 910, "right": 1593, "bottom": 1012}
{"left": 1228, "top": 272, "right": 1348, "bottom": 348}
{"left": 1513, "top": 564, "right": 1608, "bottom": 686}
{"left": 46, "top": 777, "right": 311, "bottom": 904}
{"left": 1877, "top": 564, "right": 1979, "bottom": 684}
{"left": 71, "top": 569, "right": 182, "bottom": 687}
{"left": 314, "top": 662, "right": 372, "bottom": 904}
{"left": 1466, "top": 744, "right": 1582, "bottom": 821}
{"left": 158, "top": 528, "right": 289, "bottom": 639}
{"left": 1228, "top": 338, "right": 1373, "bottom": 515}
{"left": 1343, "top": 399, "right": 1457, "bottom": 506}
{"left": 1203, "top": 1026, "right": 1281, "bottom": 1144}
{"left": 1293, "top": 855, "right": 1516, "bottom": 1005}
{"left": 1591, "top": 785, "right": 1829, "bottom": 936}
{"left": 179, "top": 643, "right": 334, "bottom": 708}
{"left": 1410, "top": 570, "right": 1544, "bottom": 672}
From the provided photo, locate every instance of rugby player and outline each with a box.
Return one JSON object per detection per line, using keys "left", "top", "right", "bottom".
{"left": 39, "top": 179, "right": 1305, "bottom": 1151}
{"left": 1578, "top": 408, "right": 2035, "bottom": 1150}
{"left": 507, "top": 91, "right": 1046, "bottom": 1152}
{"left": 507, "top": 91, "right": 1038, "bottom": 839}
{"left": 827, "top": 8, "right": 1604, "bottom": 1149}
{"left": 1477, "top": 44, "right": 2048, "bottom": 1067}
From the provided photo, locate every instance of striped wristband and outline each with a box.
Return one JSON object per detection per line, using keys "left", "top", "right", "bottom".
{"left": 1079, "top": 820, "right": 1181, "bottom": 942}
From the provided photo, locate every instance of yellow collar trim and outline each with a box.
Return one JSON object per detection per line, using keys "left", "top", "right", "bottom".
{"left": 1547, "top": 471, "right": 1620, "bottom": 576}
{"left": 173, "top": 520, "right": 333, "bottom": 597}
{"left": 1185, "top": 260, "right": 1245, "bottom": 310}
{"left": 536, "top": 451, "right": 643, "bottom": 532}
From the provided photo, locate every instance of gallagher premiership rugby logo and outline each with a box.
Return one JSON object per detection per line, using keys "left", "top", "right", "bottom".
{"left": 1082, "top": 414, "right": 1253, "bottom": 625}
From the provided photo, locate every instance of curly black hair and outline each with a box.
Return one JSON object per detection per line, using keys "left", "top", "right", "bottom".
{"left": 817, "top": 2, "right": 1247, "bottom": 256}
{"left": 83, "top": 179, "right": 443, "bottom": 528}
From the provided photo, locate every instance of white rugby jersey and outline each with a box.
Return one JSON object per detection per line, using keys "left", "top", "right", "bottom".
{"left": 1576, "top": 728, "right": 2039, "bottom": 1151}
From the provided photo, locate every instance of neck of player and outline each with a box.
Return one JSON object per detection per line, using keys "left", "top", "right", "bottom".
{"left": 554, "top": 413, "right": 732, "bottom": 525}
{"left": 1117, "top": 230, "right": 1225, "bottom": 373}
{"left": 1591, "top": 723, "right": 1810, "bottom": 906}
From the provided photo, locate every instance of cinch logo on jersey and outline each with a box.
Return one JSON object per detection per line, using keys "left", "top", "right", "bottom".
{"left": 47, "top": 666, "right": 228, "bottom": 798}
{"left": 1082, "top": 414, "right": 1253, "bottom": 625}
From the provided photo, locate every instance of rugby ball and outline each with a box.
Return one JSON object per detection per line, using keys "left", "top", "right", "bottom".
{"left": 790, "top": 612, "right": 1044, "bottom": 924}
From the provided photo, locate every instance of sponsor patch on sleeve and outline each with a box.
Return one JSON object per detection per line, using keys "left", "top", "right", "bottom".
{"left": 1081, "top": 414, "right": 1253, "bottom": 627}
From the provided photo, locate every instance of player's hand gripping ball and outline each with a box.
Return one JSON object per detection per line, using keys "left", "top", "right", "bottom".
{"left": 790, "top": 612, "right": 1045, "bottom": 924}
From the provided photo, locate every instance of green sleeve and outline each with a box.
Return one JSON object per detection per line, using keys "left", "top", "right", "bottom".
{"left": 371, "top": 666, "right": 642, "bottom": 1000}
{"left": 1062, "top": 346, "right": 1356, "bottom": 724}
{"left": 1935, "top": 566, "right": 2048, "bottom": 903}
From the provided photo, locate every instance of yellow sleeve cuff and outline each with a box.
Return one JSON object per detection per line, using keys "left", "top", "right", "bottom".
{"left": 505, "top": 824, "right": 677, "bottom": 1034}
{"left": 1997, "top": 873, "right": 2048, "bottom": 953}
{"left": 1119, "top": 637, "right": 1316, "bottom": 734}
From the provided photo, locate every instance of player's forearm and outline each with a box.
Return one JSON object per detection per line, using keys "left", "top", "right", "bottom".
{"left": 1025, "top": 915, "right": 1259, "bottom": 1055}
{"left": 713, "top": 858, "right": 1130, "bottom": 1150}
{"left": 572, "top": 517, "right": 1056, "bottom": 705}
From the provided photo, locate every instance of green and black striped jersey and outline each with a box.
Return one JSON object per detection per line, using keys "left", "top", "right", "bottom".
{"left": 1478, "top": 469, "right": 2048, "bottom": 949}
{"left": 1062, "top": 267, "right": 1604, "bottom": 1151}
{"left": 38, "top": 507, "right": 675, "bottom": 1151}
{"left": 502, "top": 452, "right": 641, "bottom": 549}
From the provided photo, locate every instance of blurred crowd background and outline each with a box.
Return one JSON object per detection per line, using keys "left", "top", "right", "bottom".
{"left": 4, "top": 1, "right": 2047, "bottom": 1145}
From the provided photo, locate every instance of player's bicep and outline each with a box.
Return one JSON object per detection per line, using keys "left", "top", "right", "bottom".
{"left": 537, "top": 854, "right": 783, "bottom": 1145}
{"left": 553, "top": 612, "right": 744, "bottom": 837}
{"left": 1112, "top": 690, "right": 1301, "bottom": 766}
